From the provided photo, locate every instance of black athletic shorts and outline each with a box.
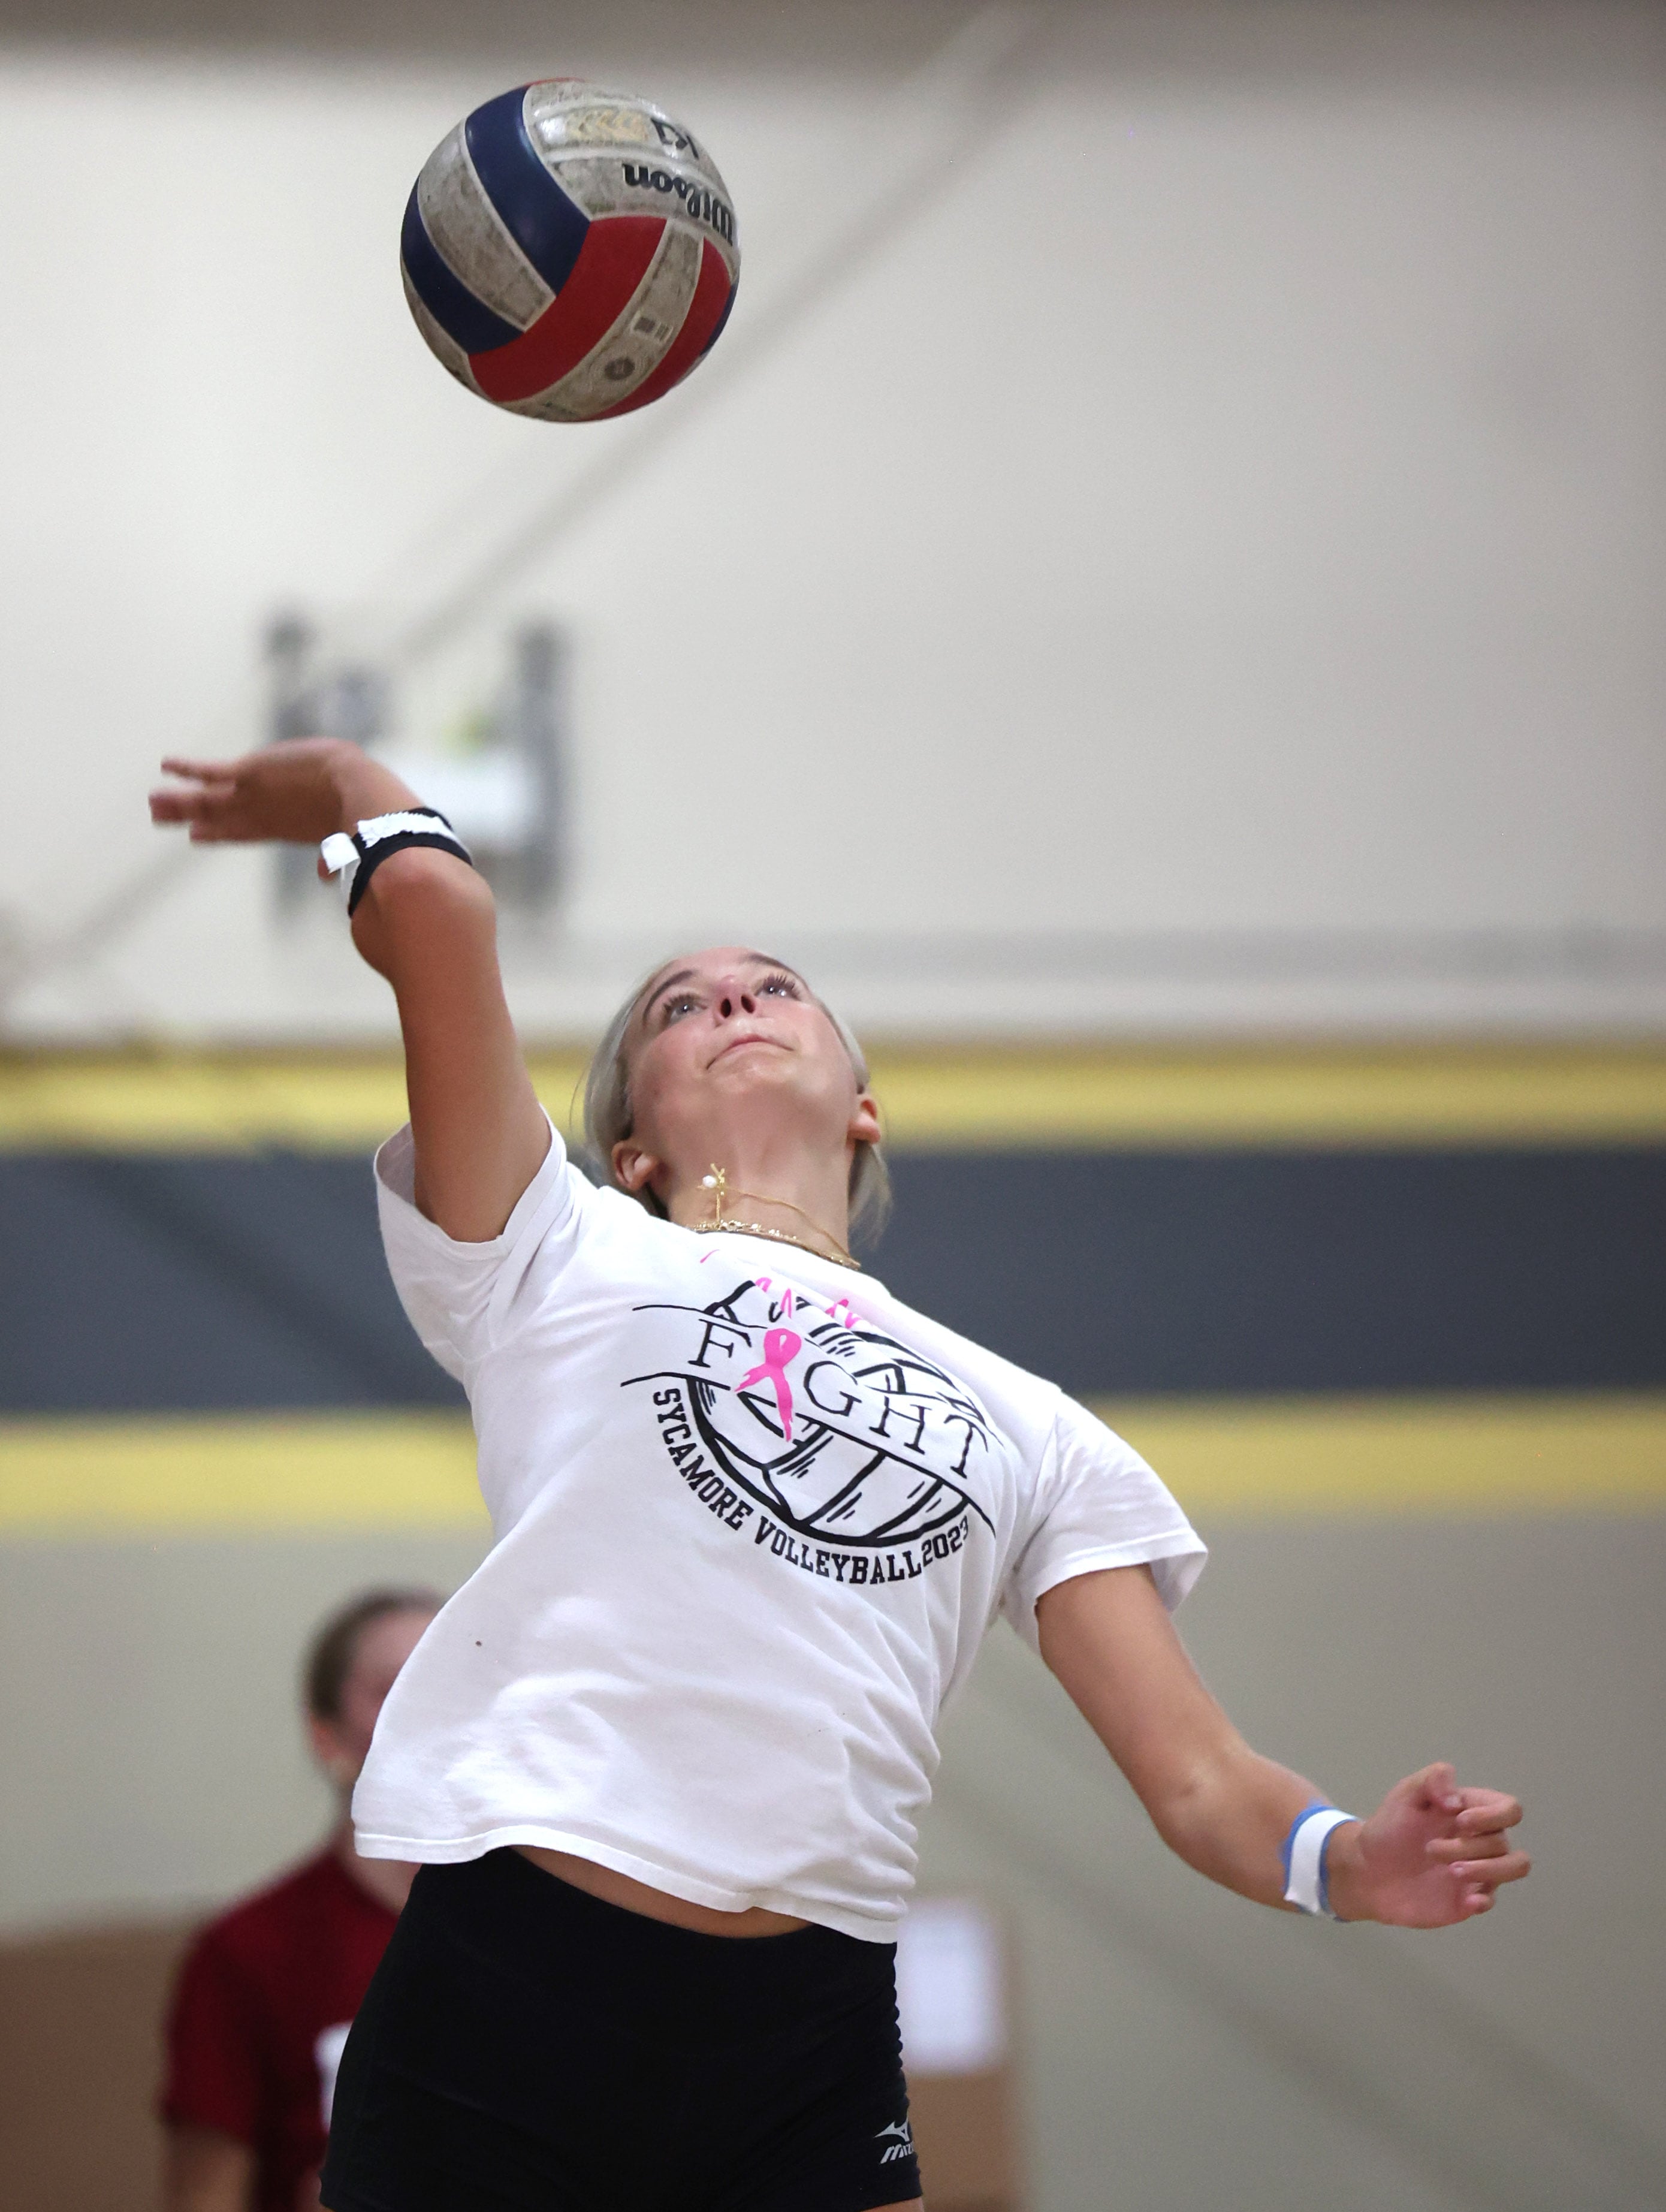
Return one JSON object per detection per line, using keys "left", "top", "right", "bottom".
{"left": 320, "top": 1849, "right": 922, "bottom": 2212}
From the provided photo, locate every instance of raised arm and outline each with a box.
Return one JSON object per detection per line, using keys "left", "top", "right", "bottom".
{"left": 150, "top": 739, "right": 548, "bottom": 1240}
{"left": 1037, "top": 1564, "right": 1529, "bottom": 1925}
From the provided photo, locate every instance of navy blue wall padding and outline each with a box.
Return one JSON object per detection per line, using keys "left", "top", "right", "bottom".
{"left": 463, "top": 86, "right": 590, "bottom": 300}
{"left": 879, "top": 1150, "right": 1666, "bottom": 1396}
{"left": 400, "top": 189, "right": 521, "bottom": 355}
{"left": 0, "top": 1155, "right": 461, "bottom": 1412}
{"left": 2, "top": 1148, "right": 1662, "bottom": 1412}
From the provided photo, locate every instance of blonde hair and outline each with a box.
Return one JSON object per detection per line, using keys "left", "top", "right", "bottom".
{"left": 581, "top": 959, "right": 892, "bottom": 1248}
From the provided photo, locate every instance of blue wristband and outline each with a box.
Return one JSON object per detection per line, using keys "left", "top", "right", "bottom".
{"left": 1281, "top": 1802, "right": 1355, "bottom": 1918}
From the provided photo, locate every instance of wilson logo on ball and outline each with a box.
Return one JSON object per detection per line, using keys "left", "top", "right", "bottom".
{"left": 400, "top": 79, "right": 740, "bottom": 423}
{"left": 619, "top": 165, "right": 737, "bottom": 242}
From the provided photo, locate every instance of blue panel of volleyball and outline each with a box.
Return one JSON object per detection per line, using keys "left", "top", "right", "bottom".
{"left": 401, "top": 80, "right": 740, "bottom": 423}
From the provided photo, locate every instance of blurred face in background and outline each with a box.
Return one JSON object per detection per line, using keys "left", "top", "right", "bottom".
{"left": 307, "top": 1605, "right": 435, "bottom": 1800}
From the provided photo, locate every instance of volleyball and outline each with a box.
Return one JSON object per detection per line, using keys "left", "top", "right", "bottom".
{"left": 400, "top": 80, "right": 740, "bottom": 423}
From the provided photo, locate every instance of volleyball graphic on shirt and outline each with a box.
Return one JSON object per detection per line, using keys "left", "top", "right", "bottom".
{"left": 400, "top": 80, "right": 740, "bottom": 421}
{"left": 636, "top": 1277, "right": 1003, "bottom": 1554}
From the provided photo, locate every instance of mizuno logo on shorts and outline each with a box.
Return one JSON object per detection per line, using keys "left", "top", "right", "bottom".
{"left": 877, "top": 2117, "right": 915, "bottom": 2164}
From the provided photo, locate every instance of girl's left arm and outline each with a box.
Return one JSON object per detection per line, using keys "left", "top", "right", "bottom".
{"left": 1036, "top": 1563, "right": 1529, "bottom": 1925}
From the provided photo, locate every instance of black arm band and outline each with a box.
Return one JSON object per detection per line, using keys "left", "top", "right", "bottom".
{"left": 346, "top": 825, "right": 473, "bottom": 917}
{"left": 319, "top": 809, "right": 474, "bottom": 917}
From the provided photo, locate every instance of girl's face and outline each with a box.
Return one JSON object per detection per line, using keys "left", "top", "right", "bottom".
{"left": 615, "top": 947, "right": 879, "bottom": 1199}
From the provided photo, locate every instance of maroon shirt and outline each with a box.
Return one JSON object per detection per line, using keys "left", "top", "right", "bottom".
{"left": 159, "top": 1849, "right": 398, "bottom": 2212}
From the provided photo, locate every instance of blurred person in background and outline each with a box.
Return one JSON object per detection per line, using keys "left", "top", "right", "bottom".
{"left": 159, "top": 1587, "right": 440, "bottom": 2212}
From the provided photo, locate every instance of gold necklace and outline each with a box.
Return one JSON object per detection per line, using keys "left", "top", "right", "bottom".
{"left": 691, "top": 1165, "right": 862, "bottom": 1272}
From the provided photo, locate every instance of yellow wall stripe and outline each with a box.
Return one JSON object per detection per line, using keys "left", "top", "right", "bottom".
{"left": 0, "top": 1413, "right": 485, "bottom": 1536}
{"left": 1, "top": 1045, "right": 1663, "bottom": 1152}
{"left": 870, "top": 1045, "right": 1666, "bottom": 1149}
{"left": 1, "top": 1397, "right": 1661, "bottom": 1538}
{"left": 0, "top": 1055, "right": 462, "bottom": 1153}
{"left": 1090, "top": 1393, "right": 1666, "bottom": 1519}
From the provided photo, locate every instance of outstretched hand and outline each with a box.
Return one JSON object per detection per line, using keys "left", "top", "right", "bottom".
{"left": 1330, "top": 1762, "right": 1529, "bottom": 1927}
{"left": 149, "top": 739, "right": 416, "bottom": 848}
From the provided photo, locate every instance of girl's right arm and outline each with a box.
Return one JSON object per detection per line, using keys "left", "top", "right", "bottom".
{"left": 151, "top": 738, "right": 549, "bottom": 1241}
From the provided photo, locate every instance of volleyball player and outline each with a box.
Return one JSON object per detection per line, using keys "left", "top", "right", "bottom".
{"left": 151, "top": 740, "right": 1529, "bottom": 2212}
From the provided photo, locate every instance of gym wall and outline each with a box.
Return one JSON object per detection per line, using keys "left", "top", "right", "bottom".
{"left": 0, "top": 1, "right": 1661, "bottom": 1039}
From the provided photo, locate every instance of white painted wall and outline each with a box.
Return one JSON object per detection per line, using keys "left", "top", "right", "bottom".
{"left": 1, "top": 6, "right": 1661, "bottom": 1039}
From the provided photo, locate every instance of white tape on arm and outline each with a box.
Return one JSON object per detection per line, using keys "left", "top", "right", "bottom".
{"left": 355, "top": 811, "right": 462, "bottom": 848}
{"left": 319, "top": 831, "right": 361, "bottom": 906}
{"left": 1282, "top": 1806, "right": 1356, "bottom": 1918}
{"left": 317, "top": 812, "right": 472, "bottom": 913}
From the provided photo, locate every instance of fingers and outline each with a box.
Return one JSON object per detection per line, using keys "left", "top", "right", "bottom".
{"left": 1444, "top": 1846, "right": 1532, "bottom": 1918}
{"left": 1398, "top": 1760, "right": 1461, "bottom": 1813}
{"left": 151, "top": 757, "right": 237, "bottom": 821}
{"left": 1453, "top": 1848, "right": 1531, "bottom": 1893}
{"left": 1423, "top": 1789, "right": 1526, "bottom": 1887}
{"left": 159, "top": 755, "right": 243, "bottom": 780}
{"left": 150, "top": 784, "right": 235, "bottom": 827}
{"left": 150, "top": 794, "right": 254, "bottom": 843}
{"left": 1423, "top": 1794, "right": 1524, "bottom": 1860}
{"left": 1426, "top": 1830, "right": 1510, "bottom": 1863}
{"left": 1454, "top": 1791, "right": 1523, "bottom": 1836}
{"left": 150, "top": 788, "right": 213, "bottom": 822}
{"left": 1400, "top": 1767, "right": 1522, "bottom": 1828}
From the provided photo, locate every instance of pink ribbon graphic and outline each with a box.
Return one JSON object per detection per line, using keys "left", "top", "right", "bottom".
{"left": 738, "top": 1327, "right": 802, "bottom": 1440}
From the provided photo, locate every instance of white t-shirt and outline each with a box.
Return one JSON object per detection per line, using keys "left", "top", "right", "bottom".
{"left": 354, "top": 1117, "right": 1206, "bottom": 1941}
